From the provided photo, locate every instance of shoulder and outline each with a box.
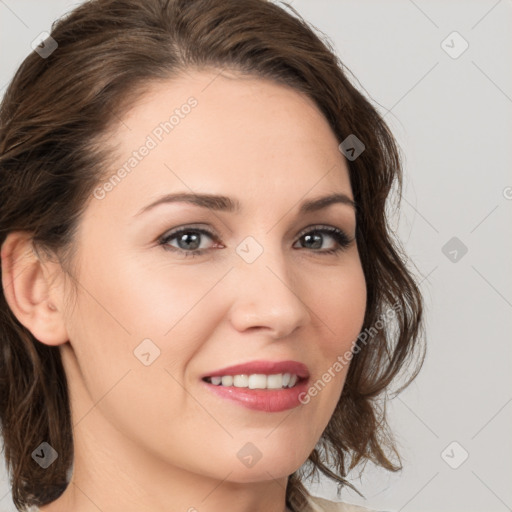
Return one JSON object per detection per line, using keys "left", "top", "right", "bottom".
{"left": 304, "top": 494, "right": 385, "bottom": 512}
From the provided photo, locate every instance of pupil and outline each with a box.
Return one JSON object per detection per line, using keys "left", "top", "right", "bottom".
{"left": 179, "top": 232, "right": 200, "bottom": 250}
{"left": 303, "top": 233, "right": 322, "bottom": 249}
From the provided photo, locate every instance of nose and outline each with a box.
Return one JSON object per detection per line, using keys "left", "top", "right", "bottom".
{"left": 227, "top": 246, "right": 312, "bottom": 339}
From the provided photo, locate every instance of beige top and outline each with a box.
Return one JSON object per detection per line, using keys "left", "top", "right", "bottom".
{"left": 304, "top": 494, "right": 380, "bottom": 512}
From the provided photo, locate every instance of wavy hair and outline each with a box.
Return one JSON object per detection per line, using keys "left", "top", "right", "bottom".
{"left": 0, "top": 0, "right": 425, "bottom": 510}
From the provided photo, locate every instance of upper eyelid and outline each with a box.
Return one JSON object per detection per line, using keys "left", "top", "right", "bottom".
{"left": 296, "top": 224, "right": 350, "bottom": 237}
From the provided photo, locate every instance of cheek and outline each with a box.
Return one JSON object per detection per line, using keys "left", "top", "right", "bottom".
{"left": 118, "top": 255, "right": 229, "bottom": 337}
{"left": 309, "top": 257, "right": 367, "bottom": 356}
{"left": 300, "top": 258, "right": 366, "bottom": 415}
{"left": 63, "top": 253, "right": 229, "bottom": 413}
{"left": 76, "top": 249, "right": 227, "bottom": 348}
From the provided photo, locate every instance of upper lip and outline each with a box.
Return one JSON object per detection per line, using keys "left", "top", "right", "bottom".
{"left": 202, "top": 360, "right": 310, "bottom": 379}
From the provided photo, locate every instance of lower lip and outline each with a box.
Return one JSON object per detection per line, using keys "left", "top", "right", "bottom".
{"left": 201, "top": 378, "right": 310, "bottom": 412}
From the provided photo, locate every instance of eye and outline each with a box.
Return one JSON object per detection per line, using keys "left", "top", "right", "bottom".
{"left": 293, "top": 225, "right": 353, "bottom": 255}
{"left": 158, "top": 225, "right": 220, "bottom": 258}
{"left": 157, "top": 224, "right": 353, "bottom": 258}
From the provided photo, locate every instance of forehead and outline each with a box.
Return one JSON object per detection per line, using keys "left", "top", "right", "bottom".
{"left": 91, "top": 69, "right": 352, "bottom": 217}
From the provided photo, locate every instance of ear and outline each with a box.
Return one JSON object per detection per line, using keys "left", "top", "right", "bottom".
{"left": 1, "top": 231, "right": 69, "bottom": 346}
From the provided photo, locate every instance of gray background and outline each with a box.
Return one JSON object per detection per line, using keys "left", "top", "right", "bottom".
{"left": 1, "top": 1, "right": 511, "bottom": 511}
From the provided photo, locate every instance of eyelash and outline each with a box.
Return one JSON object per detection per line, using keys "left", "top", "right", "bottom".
{"left": 157, "top": 224, "right": 353, "bottom": 259}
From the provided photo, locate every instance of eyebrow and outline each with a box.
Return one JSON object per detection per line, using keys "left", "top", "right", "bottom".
{"left": 134, "top": 192, "right": 356, "bottom": 217}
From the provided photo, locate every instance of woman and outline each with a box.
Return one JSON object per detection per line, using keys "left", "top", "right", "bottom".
{"left": 0, "top": 1, "right": 425, "bottom": 511}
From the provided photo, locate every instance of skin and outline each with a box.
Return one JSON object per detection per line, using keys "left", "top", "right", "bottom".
{"left": 1, "top": 69, "right": 366, "bottom": 512}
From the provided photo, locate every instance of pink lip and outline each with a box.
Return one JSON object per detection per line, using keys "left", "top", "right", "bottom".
{"left": 201, "top": 360, "right": 310, "bottom": 379}
{"left": 201, "top": 378, "right": 310, "bottom": 413}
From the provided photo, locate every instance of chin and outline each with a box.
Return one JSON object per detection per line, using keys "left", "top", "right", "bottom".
{"left": 234, "top": 449, "right": 307, "bottom": 482}
{"left": 223, "top": 463, "right": 296, "bottom": 484}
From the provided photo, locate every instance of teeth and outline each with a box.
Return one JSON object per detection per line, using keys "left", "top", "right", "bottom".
{"left": 233, "top": 375, "right": 249, "bottom": 387}
{"left": 266, "top": 374, "right": 283, "bottom": 389}
{"left": 221, "top": 375, "right": 233, "bottom": 386}
{"left": 248, "top": 374, "right": 267, "bottom": 389}
{"left": 205, "top": 373, "right": 300, "bottom": 389}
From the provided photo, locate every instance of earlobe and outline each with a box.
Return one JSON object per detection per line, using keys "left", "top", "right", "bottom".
{"left": 1, "top": 231, "right": 69, "bottom": 346}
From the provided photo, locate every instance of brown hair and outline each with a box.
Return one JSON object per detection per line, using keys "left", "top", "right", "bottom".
{"left": 0, "top": 0, "right": 425, "bottom": 510}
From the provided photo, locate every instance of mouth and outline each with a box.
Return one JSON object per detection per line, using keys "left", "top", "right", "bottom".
{"left": 200, "top": 360, "right": 310, "bottom": 412}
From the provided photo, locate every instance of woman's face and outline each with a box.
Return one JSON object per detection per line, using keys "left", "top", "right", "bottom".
{"left": 56, "top": 70, "right": 366, "bottom": 486}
